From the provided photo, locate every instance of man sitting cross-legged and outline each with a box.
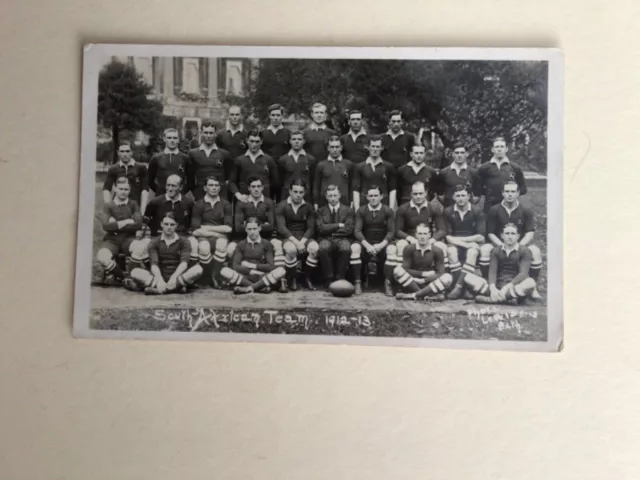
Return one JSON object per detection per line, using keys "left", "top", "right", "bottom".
{"left": 220, "top": 217, "right": 286, "bottom": 295}
{"left": 464, "top": 223, "right": 537, "bottom": 304}
{"left": 124, "top": 212, "right": 203, "bottom": 294}
{"left": 394, "top": 223, "right": 453, "bottom": 301}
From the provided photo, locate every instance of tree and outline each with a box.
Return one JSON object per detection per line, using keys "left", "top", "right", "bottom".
{"left": 97, "top": 60, "right": 163, "bottom": 164}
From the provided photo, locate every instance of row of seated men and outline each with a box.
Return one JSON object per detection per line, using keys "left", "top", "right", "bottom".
{"left": 97, "top": 171, "right": 543, "bottom": 305}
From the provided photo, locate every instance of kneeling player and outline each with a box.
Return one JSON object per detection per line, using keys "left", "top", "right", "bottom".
{"left": 464, "top": 223, "right": 537, "bottom": 304}
{"left": 125, "top": 213, "right": 203, "bottom": 294}
{"left": 272, "top": 179, "right": 319, "bottom": 292}
{"left": 220, "top": 217, "right": 286, "bottom": 294}
{"left": 394, "top": 223, "right": 453, "bottom": 301}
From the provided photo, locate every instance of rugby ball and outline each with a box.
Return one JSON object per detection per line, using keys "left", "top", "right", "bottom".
{"left": 329, "top": 280, "right": 355, "bottom": 298}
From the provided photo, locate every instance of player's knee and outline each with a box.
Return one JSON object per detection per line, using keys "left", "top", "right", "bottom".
{"left": 396, "top": 240, "right": 407, "bottom": 255}
{"left": 283, "top": 241, "right": 297, "bottom": 257}
{"left": 528, "top": 245, "right": 542, "bottom": 262}
{"left": 447, "top": 246, "right": 458, "bottom": 261}
{"left": 130, "top": 267, "right": 146, "bottom": 281}
{"left": 220, "top": 267, "right": 234, "bottom": 280}
{"left": 96, "top": 248, "right": 112, "bottom": 266}
{"left": 480, "top": 243, "right": 494, "bottom": 259}
{"left": 386, "top": 244, "right": 397, "bottom": 257}
{"left": 393, "top": 266, "right": 406, "bottom": 278}
{"left": 273, "top": 266, "right": 286, "bottom": 278}
{"left": 467, "top": 247, "right": 479, "bottom": 259}
{"left": 198, "top": 240, "right": 211, "bottom": 257}
{"left": 307, "top": 241, "right": 319, "bottom": 256}
{"left": 129, "top": 239, "right": 148, "bottom": 259}
{"left": 271, "top": 238, "right": 283, "bottom": 253}
{"left": 189, "top": 264, "right": 203, "bottom": 277}
{"left": 339, "top": 242, "right": 351, "bottom": 253}
{"left": 351, "top": 243, "right": 362, "bottom": 256}
{"left": 226, "top": 242, "right": 236, "bottom": 258}
{"left": 215, "top": 237, "right": 228, "bottom": 253}
{"left": 440, "top": 273, "right": 453, "bottom": 287}
{"left": 188, "top": 236, "right": 198, "bottom": 252}
{"left": 521, "top": 277, "right": 536, "bottom": 290}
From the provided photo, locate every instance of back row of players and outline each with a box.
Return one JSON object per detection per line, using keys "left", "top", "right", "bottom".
{"left": 98, "top": 103, "right": 543, "bottom": 304}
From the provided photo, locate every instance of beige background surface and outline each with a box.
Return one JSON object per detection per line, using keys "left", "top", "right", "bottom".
{"left": 0, "top": 0, "right": 635, "bottom": 478}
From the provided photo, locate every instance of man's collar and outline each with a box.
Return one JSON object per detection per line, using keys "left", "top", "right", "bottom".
{"left": 454, "top": 203, "right": 471, "bottom": 214}
{"left": 267, "top": 125, "right": 284, "bottom": 133}
{"left": 226, "top": 122, "right": 244, "bottom": 133}
{"left": 416, "top": 243, "right": 432, "bottom": 253}
{"left": 365, "top": 156, "right": 383, "bottom": 167}
{"left": 501, "top": 200, "right": 520, "bottom": 213}
{"left": 409, "top": 200, "right": 428, "bottom": 211}
{"left": 407, "top": 161, "right": 425, "bottom": 171}
{"left": 310, "top": 123, "right": 326, "bottom": 131}
{"left": 368, "top": 203, "right": 382, "bottom": 212}
{"left": 288, "top": 148, "right": 306, "bottom": 158}
{"left": 113, "top": 197, "right": 129, "bottom": 206}
{"left": 328, "top": 155, "right": 343, "bottom": 162}
{"left": 204, "top": 195, "right": 220, "bottom": 206}
{"left": 249, "top": 195, "right": 265, "bottom": 205}
{"left": 160, "top": 233, "right": 179, "bottom": 245}
{"left": 247, "top": 236, "right": 262, "bottom": 245}
{"left": 501, "top": 243, "right": 520, "bottom": 254}
{"left": 349, "top": 129, "right": 366, "bottom": 139}
{"left": 165, "top": 193, "right": 182, "bottom": 203}
{"left": 328, "top": 204, "right": 340, "bottom": 212}
{"left": 247, "top": 149, "right": 265, "bottom": 161}
{"left": 490, "top": 156, "right": 510, "bottom": 167}
{"left": 287, "top": 197, "right": 304, "bottom": 208}
{"left": 163, "top": 147, "right": 180, "bottom": 154}
{"left": 118, "top": 159, "right": 136, "bottom": 168}
{"left": 386, "top": 129, "right": 405, "bottom": 138}
{"left": 451, "top": 162, "right": 468, "bottom": 171}
{"left": 199, "top": 143, "right": 218, "bottom": 152}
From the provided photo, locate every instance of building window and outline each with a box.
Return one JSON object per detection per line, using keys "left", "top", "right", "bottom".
{"left": 199, "top": 58, "right": 209, "bottom": 96}
{"left": 173, "top": 58, "right": 183, "bottom": 94}
{"left": 217, "top": 59, "right": 226, "bottom": 96}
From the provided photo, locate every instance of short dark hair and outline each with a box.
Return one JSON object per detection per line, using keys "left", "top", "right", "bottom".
{"left": 247, "top": 176, "right": 263, "bottom": 187}
{"left": 289, "top": 129, "right": 304, "bottom": 138}
{"left": 453, "top": 183, "right": 471, "bottom": 195}
{"left": 415, "top": 223, "right": 431, "bottom": 232}
{"left": 389, "top": 110, "right": 403, "bottom": 120}
{"left": 268, "top": 103, "right": 284, "bottom": 115}
{"left": 201, "top": 120, "right": 216, "bottom": 130}
{"left": 367, "top": 185, "right": 381, "bottom": 194}
{"left": 327, "top": 134, "right": 342, "bottom": 146}
{"left": 118, "top": 140, "right": 132, "bottom": 148}
{"left": 245, "top": 216, "right": 261, "bottom": 227}
{"left": 452, "top": 142, "right": 467, "bottom": 151}
{"left": 205, "top": 176, "right": 220, "bottom": 186}
{"left": 115, "top": 176, "right": 130, "bottom": 186}
{"left": 502, "top": 222, "right": 519, "bottom": 233}
{"left": 162, "top": 212, "right": 177, "bottom": 222}
{"left": 348, "top": 110, "right": 363, "bottom": 119}
{"left": 367, "top": 135, "right": 383, "bottom": 145}
{"left": 247, "top": 129, "right": 262, "bottom": 140}
{"left": 290, "top": 178, "right": 307, "bottom": 190}
{"left": 493, "top": 136, "right": 507, "bottom": 145}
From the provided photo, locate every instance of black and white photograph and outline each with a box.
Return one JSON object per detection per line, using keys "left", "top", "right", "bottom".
{"left": 73, "top": 44, "right": 563, "bottom": 351}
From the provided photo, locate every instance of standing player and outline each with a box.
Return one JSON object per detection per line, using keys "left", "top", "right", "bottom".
{"left": 261, "top": 104, "right": 290, "bottom": 161}
{"left": 353, "top": 135, "right": 397, "bottom": 210}
{"left": 464, "top": 223, "right": 537, "bottom": 304}
{"left": 187, "top": 121, "right": 233, "bottom": 201}
{"left": 394, "top": 224, "right": 453, "bottom": 301}
{"left": 312, "top": 135, "right": 354, "bottom": 208}
{"left": 103, "top": 140, "right": 149, "bottom": 214}
{"left": 277, "top": 130, "right": 316, "bottom": 203}
{"left": 216, "top": 105, "right": 248, "bottom": 161}
{"left": 272, "top": 179, "right": 319, "bottom": 292}
{"left": 230, "top": 130, "right": 279, "bottom": 202}
{"left": 303, "top": 103, "right": 336, "bottom": 161}
{"left": 191, "top": 177, "right": 235, "bottom": 287}
{"left": 351, "top": 186, "right": 396, "bottom": 296}
{"left": 479, "top": 180, "right": 543, "bottom": 299}
{"left": 340, "top": 110, "right": 369, "bottom": 164}
{"left": 148, "top": 128, "right": 191, "bottom": 196}
{"left": 125, "top": 213, "right": 203, "bottom": 294}
{"left": 436, "top": 143, "right": 481, "bottom": 208}
{"left": 220, "top": 217, "right": 286, "bottom": 295}
{"left": 381, "top": 110, "right": 415, "bottom": 169}
{"left": 95, "top": 177, "right": 143, "bottom": 284}
{"left": 396, "top": 144, "right": 438, "bottom": 206}
{"left": 316, "top": 185, "right": 355, "bottom": 287}
{"left": 234, "top": 177, "right": 276, "bottom": 239}
{"left": 442, "top": 184, "right": 486, "bottom": 300}
{"left": 478, "top": 137, "right": 527, "bottom": 212}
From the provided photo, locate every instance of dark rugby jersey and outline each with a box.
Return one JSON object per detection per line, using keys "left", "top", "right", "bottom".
{"left": 478, "top": 159, "right": 527, "bottom": 208}
{"left": 395, "top": 201, "right": 445, "bottom": 241}
{"left": 148, "top": 150, "right": 191, "bottom": 195}
{"left": 275, "top": 199, "right": 315, "bottom": 240}
{"left": 230, "top": 151, "right": 279, "bottom": 197}
{"left": 234, "top": 196, "right": 276, "bottom": 237}
{"left": 381, "top": 131, "right": 415, "bottom": 168}
{"left": 341, "top": 131, "right": 369, "bottom": 164}
{"left": 486, "top": 202, "right": 534, "bottom": 238}
{"left": 443, "top": 204, "right": 486, "bottom": 238}
{"left": 191, "top": 197, "right": 232, "bottom": 230}
{"left": 101, "top": 199, "right": 142, "bottom": 241}
{"left": 316, "top": 204, "right": 355, "bottom": 239}
{"left": 354, "top": 205, "right": 394, "bottom": 244}
{"left": 303, "top": 126, "right": 336, "bottom": 161}
{"left": 261, "top": 127, "right": 290, "bottom": 160}
{"left": 103, "top": 161, "right": 148, "bottom": 205}
{"left": 215, "top": 128, "right": 248, "bottom": 160}
{"left": 232, "top": 238, "right": 275, "bottom": 275}
{"left": 396, "top": 162, "right": 438, "bottom": 204}
{"left": 401, "top": 244, "right": 446, "bottom": 283}
{"left": 489, "top": 245, "right": 532, "bottom": 286}
{"left": 143, "top": 194, "right": 194, "bottom": 236}
{"left": 353, "top": 159, "right": 397, "bottom": 200}
{"left": 148, "top": 235, "right": 191, "bottom": 277}
{"left": 312, "top": 157, "right": 354, "bottom": 206}
{"left": 277, "top": 150, "right": 316, "bottom": 200}
{"left": 187, "top": 145, "right": 233, "bottom": 193}
{"left": 437, "top": 164, "right": 481, "bottom": 206}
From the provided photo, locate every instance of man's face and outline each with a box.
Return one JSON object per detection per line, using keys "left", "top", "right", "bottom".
{"left": 246, "top": 222, "right": 261, "bottom": 241}
{"left": 247, "top": 135, "right": 262, "bottom": 154}
{"left": 249, "top": 181, "right": 264, "bottom": 199}
{"left": 117, "top": 145, "right": 132, "bottom": 163}
{"left": 161, "top": 217, "right": 177, "bottom": 236}
{"left": 228, "top": 107, "right": 242, "bottom": 126}
{"left": 453, "top": 148, "right": 468, "bottom": 164}
{"left": 389, "top": 114, "right": 403, "bottom": 133}
{"left": 349, "top": 114, "right": 363, "bottom": 132}
{"left": 201, "top": 126, "right": 216, "bottom": 145}
{"left": 416, "top": 226, "right": 431, "bottom": 245}
{"left": 501, "top": 227, "right": 520, "bottom": 247}
{"left": 411, "top": 146, "right": 426, "bottom": 164}
{"left": 454, "top": 190, "right": 470, "bottom": 208}
{"left": 368, "top": 140, "right": 382, "bottom": 159}
{"left": 326, "top": 189, "right": 341, "bottom": 207}
{"left": 165, "top": 177, "right": 181, "bottom": 198}
{"left": 312, "top": 107, "right": 326, "bottom": 125}
{"left": 269, "top": 109, "right": 283, "bottom": 127}
{"left": 290, "top": 134, "right": 304, "bottom": 151}
{"left": 492, "top": 141, "right": 508, "bottom": 159}
{"left": 115, "top": 182, "right": 130, "bottom": 201}
{"left": 290, "top": 186, "right": 305, "bottom": 204}
{"left": 328, "top": 140, "right": 342, "bottom": 158}
{"left": 164, "top": 131, "right": 179, "bottom": 150}
{"left": 502, "top": 184, "right": 519, "bottom": 203}
{"left": 367, "top": 189, "right": 381, "bottom": 207}
{"left": 411, "top": 185, "right": 426, "bottom": 205}
{"left": 205, "top": 180, "right": 220, "bottom": 197}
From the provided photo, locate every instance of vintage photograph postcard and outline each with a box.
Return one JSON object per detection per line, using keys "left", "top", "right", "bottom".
{"left": 73, "top": 44, "right": 563, "bottom": 351}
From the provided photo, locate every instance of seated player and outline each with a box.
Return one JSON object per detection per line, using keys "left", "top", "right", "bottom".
{"left": 352, "top": 135, "right": 397, "bottom": 210}
{"left": 191, "top": 176, "right": 236, "bottom": 287}
{"left": 351, "top": 185, "right": 395, "bottom": 296}
{"left": 220, "top": 217, "right": 286, "bottom": 295}
{"left": 316, "top": 185, "right": 355, "bottom": 287}
{"left": 272, "top": 179, "right": 319, "bottom": 292}
{"left": 464, "top": 223, "right": 537, "bottom": 304}
{"left": 443, "top": 184, "right": 486, "bottom": 300}
{"left": 396, "top": 144, "right": 438, "bottom": 206}
{"left": 312, "top": 135, "right": 354, "bottom": 208}
{"left": 479, "top": 180, "right": 543, "bottom": 300}
{"left": 95, "top": 176, "right": 144, "bottom": 284}
{"left": 394, "top": 224, "right": 453, "bottom": 301}
{"left": 124, "top": 213, "right": 203, "bottom": 294}
{"left": 277, "top": 129, "right": 316, "bottom": 203}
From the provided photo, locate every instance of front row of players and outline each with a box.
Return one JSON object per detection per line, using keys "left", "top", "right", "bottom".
{"left": 96, "top": 174, "right": 542, "bottom": 304}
